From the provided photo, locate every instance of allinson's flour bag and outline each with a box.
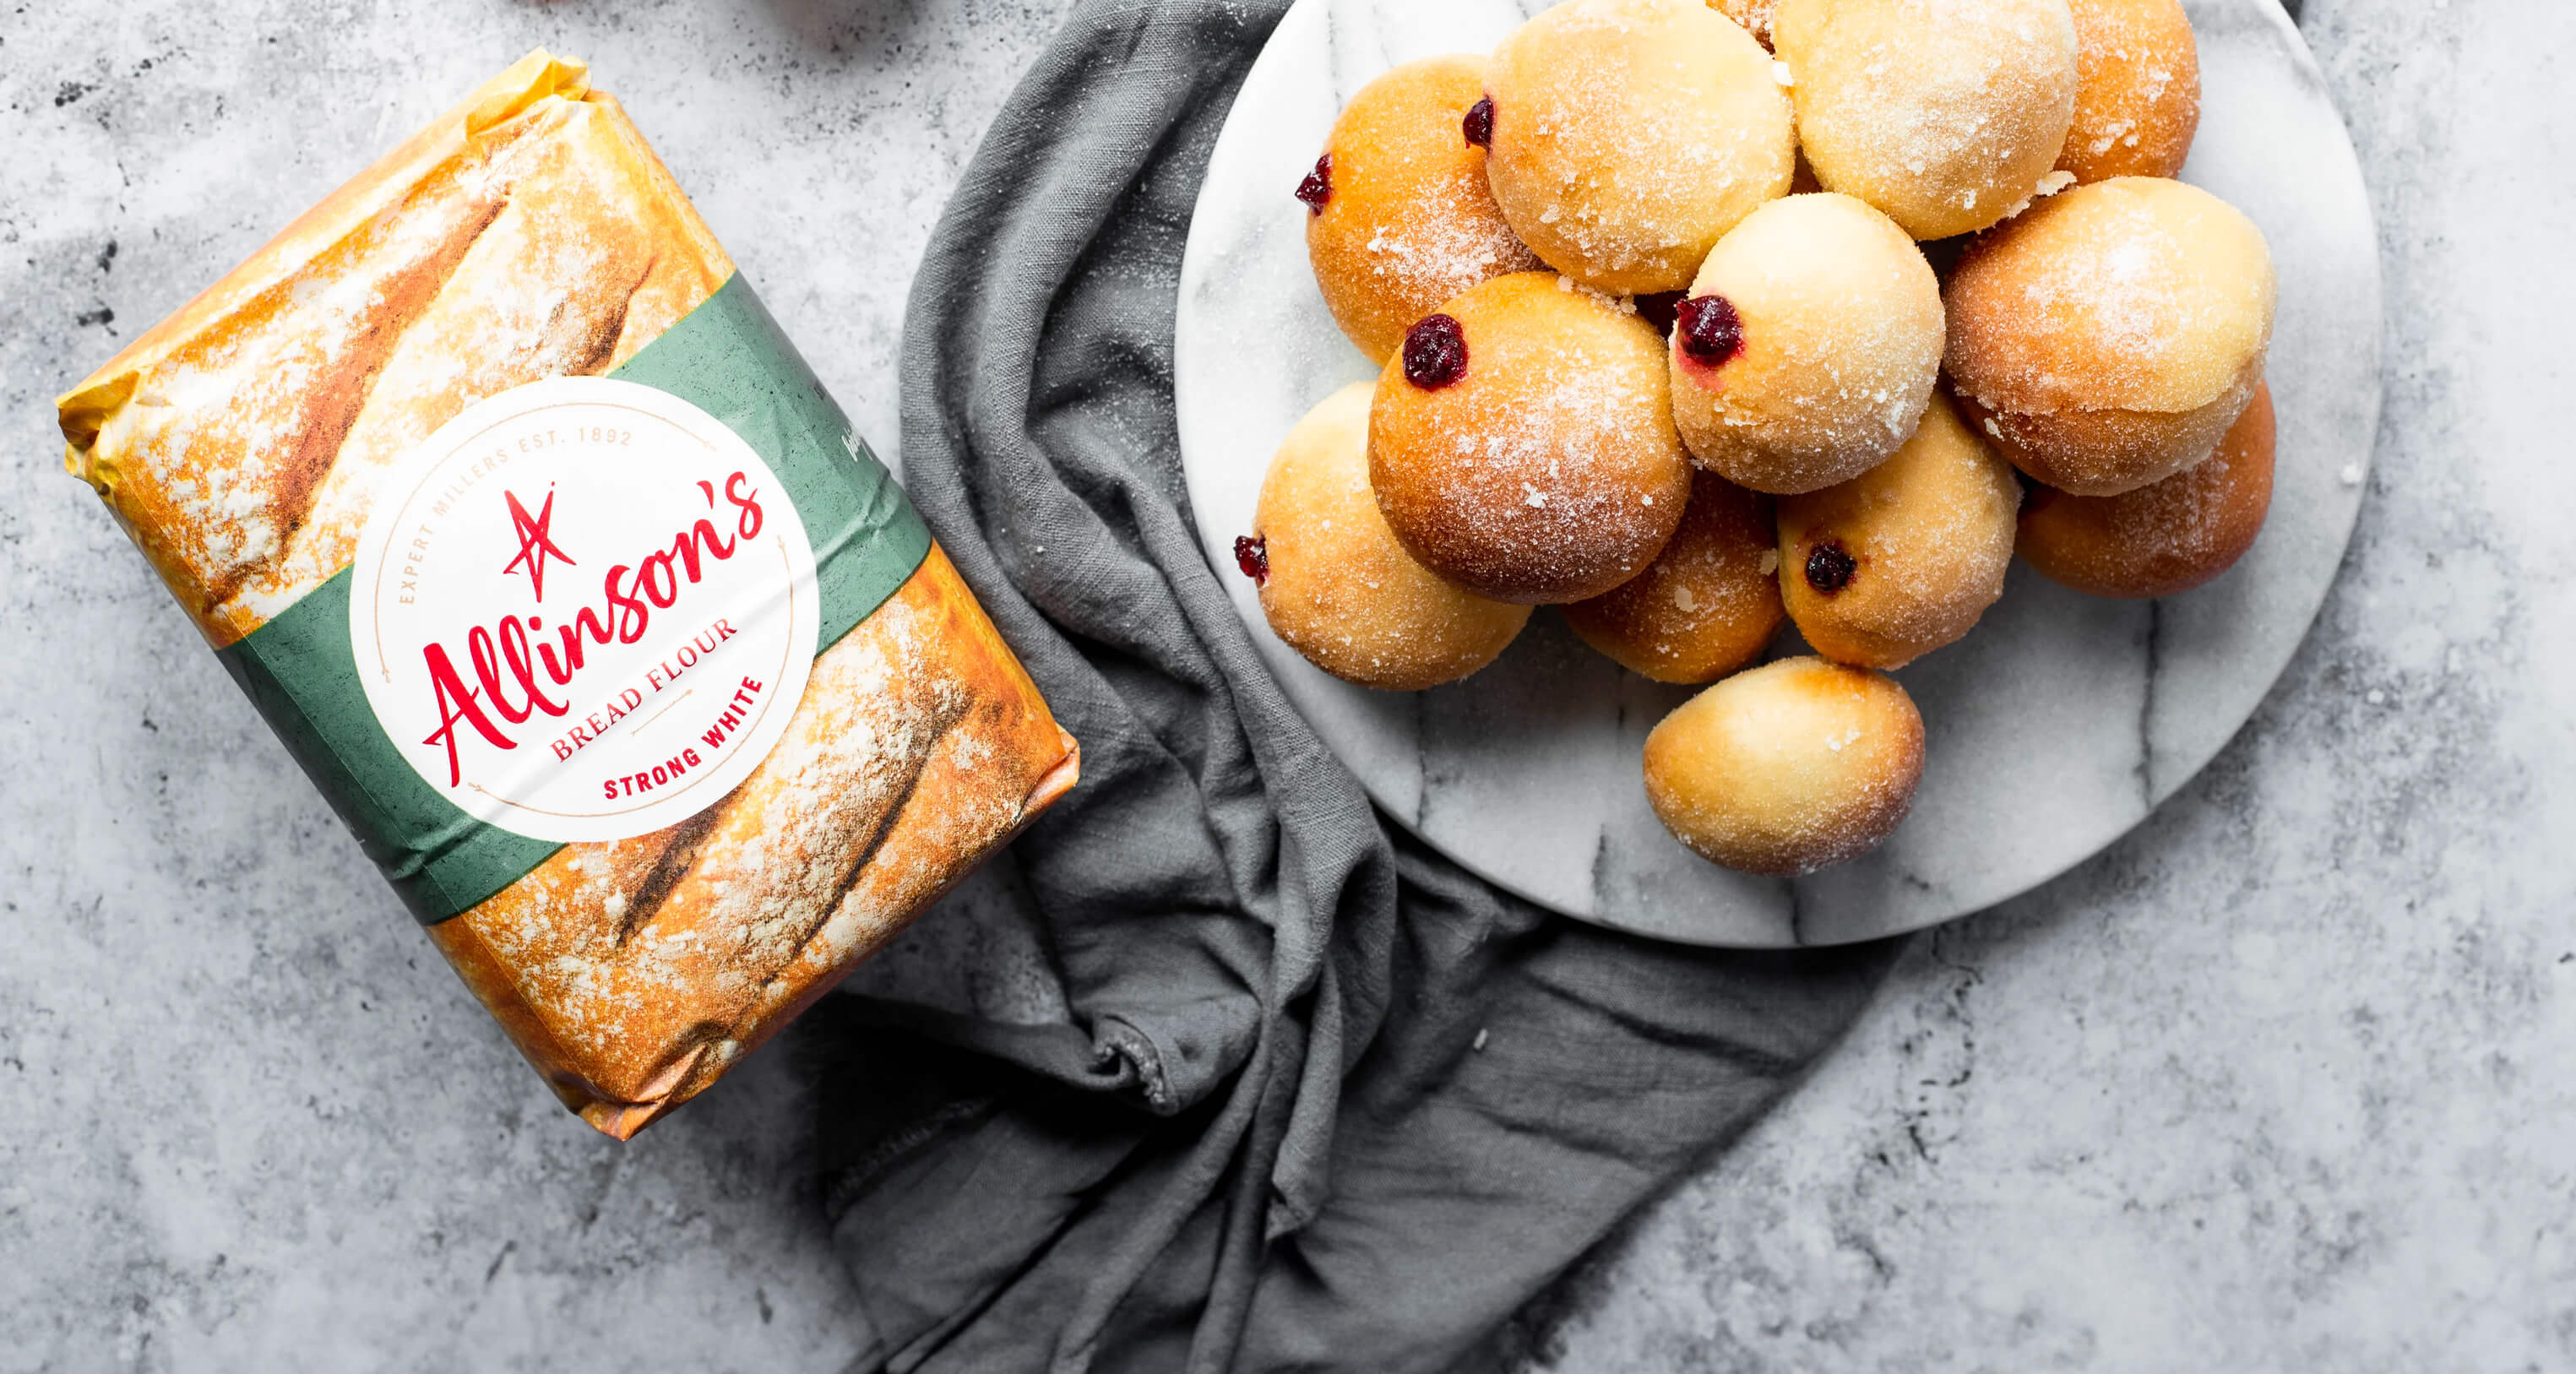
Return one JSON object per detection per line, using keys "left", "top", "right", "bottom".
{"left": 55, "top": 52, "right": 1079, "bottom": 1138}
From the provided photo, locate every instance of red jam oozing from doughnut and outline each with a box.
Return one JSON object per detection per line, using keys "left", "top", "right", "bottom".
{"left": 1805, "top": 541, "right": 1858, "bottom": 595}
{"left": 1633, "top": 291, "right": 1686, "bottom": 338}
{"left": 1463, "top": 97, "right": 1495, "bottom": 149}
{"left": 1403, "top": 313, "right": 1470, "bottom": 390}
{"left": 1235, "top": 535, "right": 1269, "bottom": 585}
{"left": 1296, "top": 155, "right": 1333, "bottom": 215}
{"left": 1677, "top": 294, "right": 1745, "bottom": 367}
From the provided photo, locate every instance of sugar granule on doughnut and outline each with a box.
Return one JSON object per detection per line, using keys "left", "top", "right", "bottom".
{"left": 2019, "top": 378, "right": 2274, "bottom": 599}
{"left": 1250, "top": 381, "right": 1532, "bottom": 689}
{"left": 1771, "top": 0, "right": 2080, "bottom": 241}
{"left": 1484, "top": 0, "right": 1796, "bottom": 296}
{"left": 1369, "top": 271, "right": 1691, "bottom": 605}
{"left": 1946, "top": 176, "right": 2275, "bottom": 496}
{"left": 1776, "top": 391, "right": 2019, "bottom": 670}
{"left": 1567, "top": 470, "right": 1785, "bottom": 683}
{"left": 1668, "top": 192, "right": 1945, "bottom": 496}
{"left": 1304, "top": 55, "right": 1545, "bottom": 364}
{"left": 2057, "top": 0, "right": 2200, "bottom": 184}
{"left": 1644, "top": 655, "right": 1925, "bottom": 876}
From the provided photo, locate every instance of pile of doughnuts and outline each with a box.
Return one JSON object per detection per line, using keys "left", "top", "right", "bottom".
{"left": 1245, "top": 0, "right": 2276, "bottom": 877}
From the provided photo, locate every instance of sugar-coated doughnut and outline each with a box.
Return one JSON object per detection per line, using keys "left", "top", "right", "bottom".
{"left": 1709, "top": 0, "right": 1780, "bottom": 46}
{"left": 1668, "top": 193, "right": 1944, "bottom": 496}
{"left": 2019, "top": 378, "right": 2273, "bottom": 599}
{"left": 1303, "top": 56, "right": 1546, "bottom": 364}
{"left": 1567, "top": 470, "right": 1785, "bottom": 683}
{"left": 1790, "top": 147, "right": 1824, "bottom": 195}
{"left": 1946, "top": 176, "right": 2275, "bottom": 495}
{"left": 1776, "top": 392, "right": 2019, "bottom": 669}
{"left": 2058, "top": 0, "right": 2200, "bottom": 183}
{"left": 1644, "top": 656, "right": 1924, "bottom": 876}
{"left": 1772, "top": 0, "right": 2080, "bottom": 241}
{"left": 1370, "top": 272, "right": 1692, "bottom": 604}
{"left": 1485, "top": 0, "right": 1796, "bottom": 296}
{"left": 1250, "top": 382, "right": 1533, "bottom": 689}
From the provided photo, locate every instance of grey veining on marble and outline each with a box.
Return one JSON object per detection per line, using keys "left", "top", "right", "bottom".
{"left": 1173, "top": 0, "right": 2380, "bottom": 948}
{"left": 1486, "top": 0, "right": 2576, "bottom": 1366}
{"left": 8, "top": 0, "right": 2574, "bottom": 1371}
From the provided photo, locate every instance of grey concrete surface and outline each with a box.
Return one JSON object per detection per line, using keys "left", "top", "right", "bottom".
{"left": 0, "top": 4, "right": 1075, "bottom": 1370}
{"left": 3, "top": 1, "right": 2568, "bottom": 1371}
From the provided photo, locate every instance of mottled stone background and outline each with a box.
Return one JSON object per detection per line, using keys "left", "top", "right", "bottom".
{"left": 1, "top": 1, "right": 2564, "bottom": 1371}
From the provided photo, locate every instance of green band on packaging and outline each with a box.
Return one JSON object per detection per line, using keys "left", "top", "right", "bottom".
{"left": 215, "top": 274, "right": 932, "bottom": 926}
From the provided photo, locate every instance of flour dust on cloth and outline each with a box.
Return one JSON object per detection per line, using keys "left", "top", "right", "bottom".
{"left": 802, "top": 3, "right": 1905, "bottom": 1371}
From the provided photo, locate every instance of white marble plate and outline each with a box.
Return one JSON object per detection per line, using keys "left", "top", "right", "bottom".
{"left": 1173, "top": 0, "right": 2380, "bottom": 948}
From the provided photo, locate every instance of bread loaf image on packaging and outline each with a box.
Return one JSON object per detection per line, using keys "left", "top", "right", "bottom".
{"left": 56, "top": 52, "right": 1078, "bottom": 1139}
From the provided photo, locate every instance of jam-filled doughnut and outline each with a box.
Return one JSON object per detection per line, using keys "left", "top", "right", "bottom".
{"left": 1248, "top": 382, "right": 1532, "bottom": 689}
{"left": 1771, "top": 0, "right": 2080, "bottom": 241}
{"left": 1776, "top": 393, "right": 2019, "bottom": 669}
{"left": 1946, "top": 176, "right": 2275, "bottom": 496}
{"left": 1566, "top": 470, "right": 1785, "bottom": 683}
{"left": 2018, "top": 378, "right": 2273, "bottom": 599}
{"left": 1302, "top": 55, "right": 1545, "bottom": 364}
{"left": 1370, "top": 271, "right": 1691, "bottom": 605}
{"left": 1668, "top": 192, "right": 1944, "bottom": 496}
{"left": 1644, "top": 655, "right": 1925, "bottom": 876}
{"left": 1484, "top": 0, "right": 1796, "bottom": 296}
{"left": 2057, "top": 0, "right": 2200, "bottom": 183}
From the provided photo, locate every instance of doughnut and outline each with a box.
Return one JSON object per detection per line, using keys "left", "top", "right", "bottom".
{"left": 1946, "top": 176, "right": 2275, "bottom": 495}
{"left": 1302, "top": 55, "right": 1545, "bottom": 364}
{"left": 1566, "top": 470, "right": 1785, "bottom": 683}
{"left": 1791, "top": 147, "right": 1824, "bottom": 195}
{"left": 2058, "top": 0, "right": 2200, "bottom": 183}
{"left": 1776, "top": 392, "right": 2019, "bottom": 669}
{"left": 1370, "top": 271, "right": 1691, "bottom": 605}
{"left": 1668, "top": 192, "right": 1945, "bottom": 496}
{"left": 1247, "top": 382, "right": 1532, "bottom": 688}
{"left": 2018, "top": 378, "right": 2274, "bottom": 599}
{"left": 1771, "top": 0, "right": 2080, "bottom": 241}
{"left": 1485, "top": 0, "right": 1796, "bottom": 296}
{"left": 1709, "top": 0, "right": 1780, "bottom": 46}
{"left": 1644, "top": 656, "right": 1924, "bottom": 876}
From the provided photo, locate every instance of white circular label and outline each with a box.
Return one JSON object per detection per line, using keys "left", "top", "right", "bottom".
{"left": 349, "top": 377, "right": 819, "bottom": 844}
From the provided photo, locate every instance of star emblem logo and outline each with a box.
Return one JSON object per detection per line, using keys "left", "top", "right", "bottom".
{"left": 501, "top": 486, "right": 576, "bottom": 601}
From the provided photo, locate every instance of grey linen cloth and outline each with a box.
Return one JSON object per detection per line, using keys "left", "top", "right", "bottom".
{"left": 803, "top": 2, "right": 1905, "bottom": 1370}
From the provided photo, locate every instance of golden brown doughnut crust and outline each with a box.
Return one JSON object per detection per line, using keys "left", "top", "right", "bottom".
{"left": 1567, "top": 470, "right": 1784, "bottom": 683}
{"left": 1253, "top": 383, "right": 1531, "bottom": 689}
{"left": 1644, "top": 656, "right": 1924, "bottom": 876}
{"left": 1953, "top": 360, "right": 2259, "bottom": 497}
{"left": 1369, "top": 272, "right": 1691, "bottom": 604}
{"left": 1772, "top": 0, "right": 2080, "bottom": 242}
{"left": 2019, "top": 379, "right": 2273, "bottom": 598}
{"left": 1485, "top": 0, "right": 1796, "bottom": 296}
{"left": 1307, "top": 56, "right": 1542, "bottom": 365}
{"left": 1777, "top": 392, "right": 2019, "bottom": 669}
{"left": 57, "top": 53, "right": 1080, "bottom": 1139}
{"left": 1670, "top": 192, "right": 1945, "bottom": 496}
{"left": 1944, "top": 176, "right": 2274, "bottom": 495}
{"left": 2058, "top": 0, "right": 2201, "bottom": 183}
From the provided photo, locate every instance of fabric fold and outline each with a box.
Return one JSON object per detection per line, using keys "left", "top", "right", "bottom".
{"left": 811, "top": 1, "right": 1907, "bottom": 1369}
